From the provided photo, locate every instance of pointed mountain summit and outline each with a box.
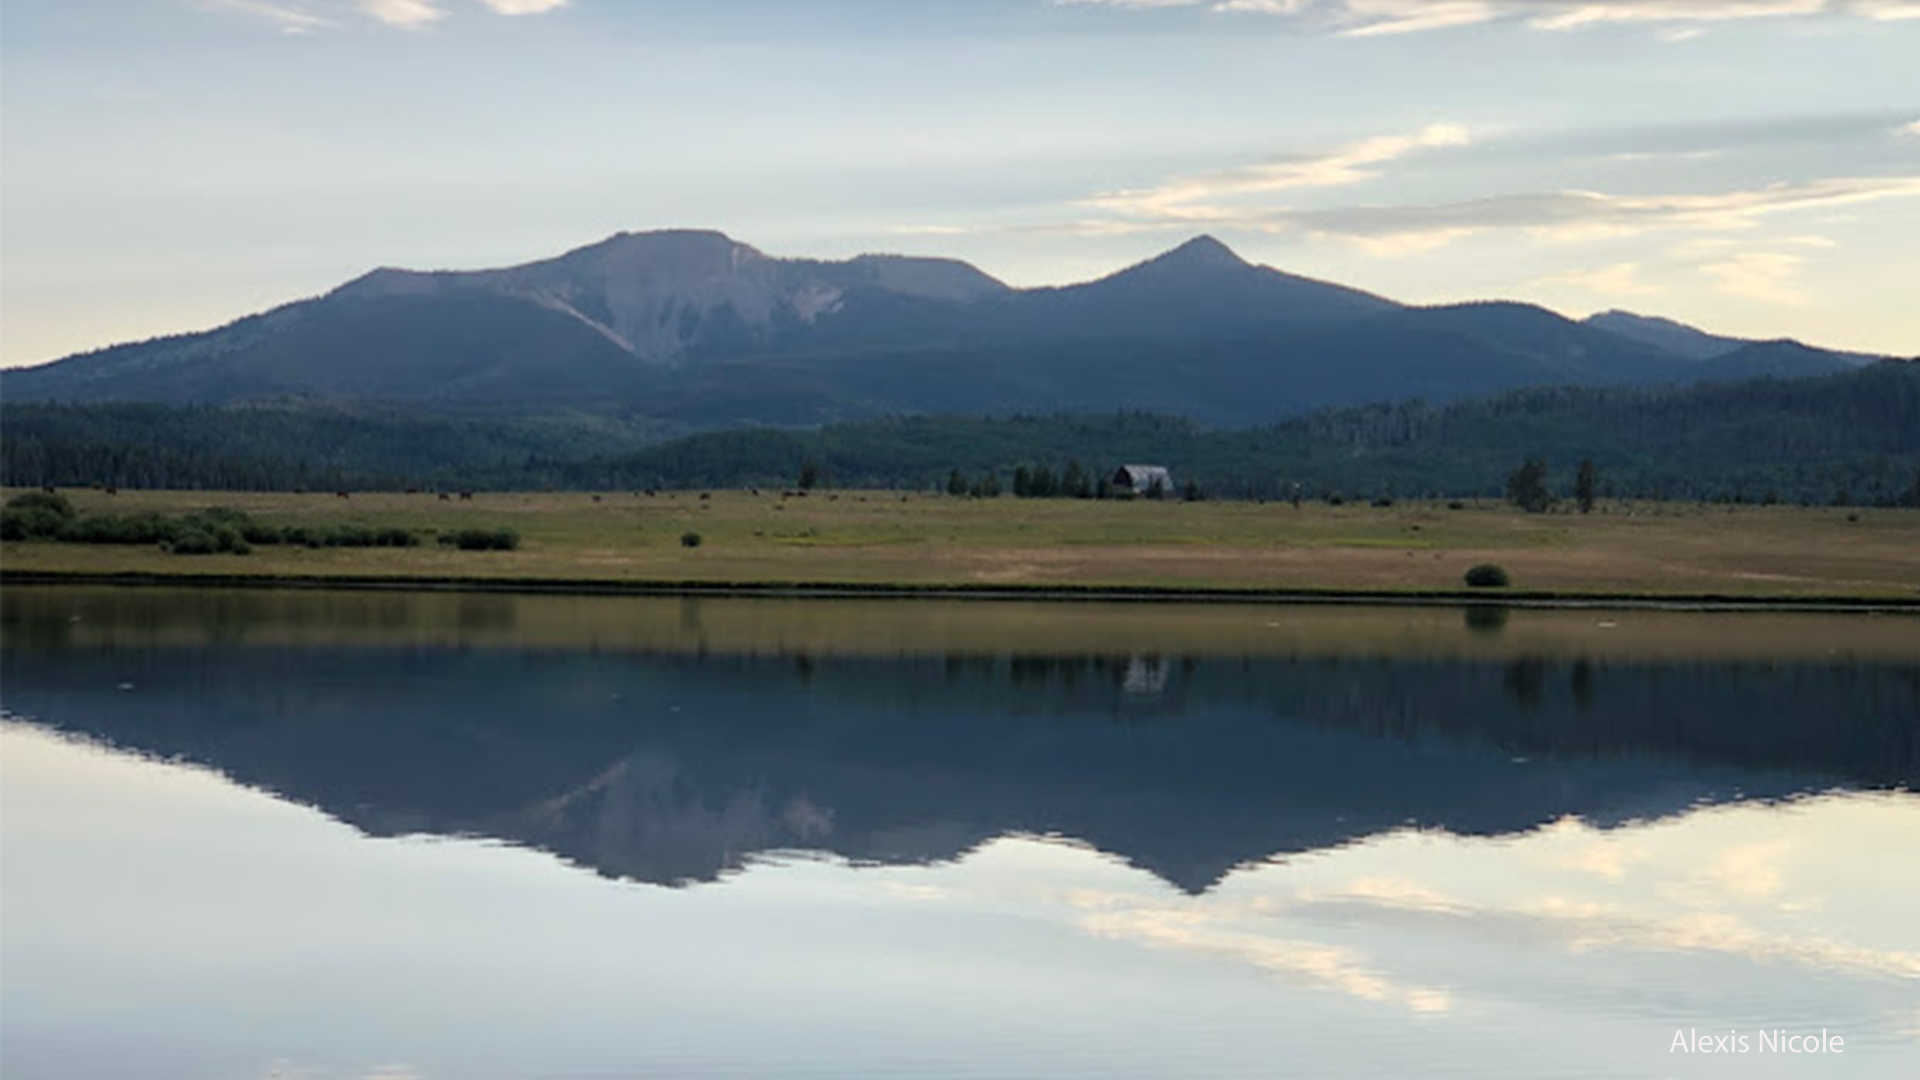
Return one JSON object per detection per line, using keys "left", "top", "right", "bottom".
{"left": 1130, "top": 234, "right": 1249, "bottom": 274}
{"left": 1002, "top": 234, "right": 1398, "bottom": 332}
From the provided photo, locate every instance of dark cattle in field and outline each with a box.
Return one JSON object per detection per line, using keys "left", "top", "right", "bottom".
{"left": 459, "top": 492, "right": 473, "bottom": 501}
{"left": 438, "top": 493, "right": 451, "bottom": 501}
{"left": 335, "top": 491, "right": 351, "bottom": 499}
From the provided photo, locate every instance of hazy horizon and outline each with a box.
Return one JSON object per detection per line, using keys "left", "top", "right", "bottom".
{"left": 3, "top": 0, "right": 1916, "bottom": 367}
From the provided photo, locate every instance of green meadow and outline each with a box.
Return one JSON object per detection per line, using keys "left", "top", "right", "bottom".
{"left": 3, "top": 487, "right": 1917, "bottom": 601}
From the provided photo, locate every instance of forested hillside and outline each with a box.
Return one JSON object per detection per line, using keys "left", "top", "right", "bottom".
{"left": 0, "top": 404, "right": 666, "bottom": 492}
{"left": 5, "top": 363, "right": 1917, "bottom": 505}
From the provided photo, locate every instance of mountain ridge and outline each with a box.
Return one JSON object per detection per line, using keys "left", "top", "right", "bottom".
{"left": 2, "top": 230, "right": 1887, "bottom": 427}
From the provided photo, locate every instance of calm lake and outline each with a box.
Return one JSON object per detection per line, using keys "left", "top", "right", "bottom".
{"left": 2, "top": 586, "right": 1916, "bottom": 1080}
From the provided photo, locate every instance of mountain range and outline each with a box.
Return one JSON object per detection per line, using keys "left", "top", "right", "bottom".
{"left": 1, "top": 230, "right": 1887, "bottom": 429}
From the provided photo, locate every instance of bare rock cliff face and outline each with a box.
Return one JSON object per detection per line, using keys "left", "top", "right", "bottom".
{"left": 333, "top": 230, "right": 1008, "bottom": 364}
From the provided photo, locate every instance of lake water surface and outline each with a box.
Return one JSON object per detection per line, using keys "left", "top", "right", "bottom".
{"left": 2, "top": 587, "right": 1916, "bottom": 1079}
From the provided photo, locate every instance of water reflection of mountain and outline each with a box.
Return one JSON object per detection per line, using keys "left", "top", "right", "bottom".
{"left": 3, "top": 643, "right": 1914, "bottom": 893}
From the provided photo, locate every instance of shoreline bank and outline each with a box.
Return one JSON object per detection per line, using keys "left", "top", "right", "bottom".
{"left": 6, "top": 569, "right": 1917, "bottom": 614}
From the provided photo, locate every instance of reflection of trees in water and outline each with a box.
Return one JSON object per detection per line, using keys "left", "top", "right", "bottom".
{"left": 1463, "top": 606, "right": 1510, "bottom": 634}
{"left": 1503, "top": 657, "right": 1547, "bottom": 709}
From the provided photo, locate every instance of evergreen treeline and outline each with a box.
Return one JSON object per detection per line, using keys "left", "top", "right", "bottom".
{"left": 577, "top": 362, "right": 1920, "bottom": 504}
{"left": 0, "top": 402, "right": 667, "bottom": 492}
{"left": 5, "top": 363, "right": 1918, "bottom": 505}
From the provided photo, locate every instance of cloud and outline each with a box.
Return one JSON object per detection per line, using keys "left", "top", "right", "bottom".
{"left": 1901, "top": 120, "right": 1920, "bottom": 137}
{"left": 1084, "top": 124, "right": 1470, "bottom": 221}
{"left": 1538, "top": 262, "right": 1663, "bottom": 299}
{"left": 1065, "top": 0, "right": 1920, "bottom": 35}
{"left": 1702, "top": 251, "right": 1808, "bottom": 304}
{"left": 199, "top": 0, "right": 566, "bottom": 31}
{"left": 1076, "top": 171, "right": 1920, "bottom": 253}
{"left": 196, "top": 0, "right": 333, "bottom": 32}
{"left": 358, "top": 0, "right": 444, "bottom": 25}
{"left": 468, "top": 0, "right": 568, "bottom": 12}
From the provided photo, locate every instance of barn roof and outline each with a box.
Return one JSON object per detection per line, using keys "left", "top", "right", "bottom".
{"left": 1115, "top": 464, "right": 1173, "bottom": 488}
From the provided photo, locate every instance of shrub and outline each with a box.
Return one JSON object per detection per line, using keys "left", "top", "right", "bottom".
{"left": 680, "top": 531, "right": 703, "bottom": 548}
{"left": 1464, "top": 563, "right": 1511, "bottom": 588}
{"left": 240, "top": 522, "right": 288, "bottom": 545}
{"left": 5, "top": 491, "right": 76, "bottom": 520}
{"left": 57, "top": 513, "right": 174, "bottom": 545}
{"left": 441, "top": 528, "right": 519, "bottom": 551}
{"left": 166, "top": 527, "right": 220, "bottom": 555}
{"left": 1, "top": 507, "right": 67, "bottom": 540}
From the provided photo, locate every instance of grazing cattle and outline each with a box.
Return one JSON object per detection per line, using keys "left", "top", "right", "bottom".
{"left": 699, "top": 492, "right": 711, "bottom": 501}
{"left": 459, "top": 492, "right": 474, "bottom": 501}
{"left": 105, "top": 487, "right": 119, "bottom": 496}
{"left": 41, "top": 485, "right": 56, "bottom": 494}
{"left": 437, "top": 493, "right": 451, "bottom": 501}
{"left": 335, "top": 491, "right": 351, "bottom": 500}
{"left": 592, "top": 495, "right": 602, "bottom": 503}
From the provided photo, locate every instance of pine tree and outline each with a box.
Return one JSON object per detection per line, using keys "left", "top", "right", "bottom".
{"left": 1506, "top": 458, "right": 1553, "bottom": 513}
{"left": 1575, "top": 459, "right": 1598, "bottom": 514}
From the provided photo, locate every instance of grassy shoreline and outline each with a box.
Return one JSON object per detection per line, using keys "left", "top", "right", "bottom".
{"left": 5, "top": 567, "right": 1920, "bottom": 612}
{"left": 4, "top": 487, "right": 1918, "bottom": 607}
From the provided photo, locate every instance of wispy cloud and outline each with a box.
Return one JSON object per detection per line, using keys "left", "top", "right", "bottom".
{"left": 1702, "top": 251, "right": 1808, "bottom": 304}
{"left": 1537, "top": 262, "right": 1663, "bottom": 298}
{"left": 198, "top": 0, "right": 567, "bottom": 31}
{"left": 1066, "top": 0, "right": 1920, "bottom": 35}
{"left": 1085, "top": 124, "right": 1469, "bottom": 222}
{"left": 196, "top": 0, "right": 334, "bottom": 33}
{"left": 359, "top": 0, "right": 444, "bottom": 26}
{"left": 468, "top": 0, "right": 568, "bottom": 13}
{"left": 1019, "top": 164, "right": 1920, "bottom": 254}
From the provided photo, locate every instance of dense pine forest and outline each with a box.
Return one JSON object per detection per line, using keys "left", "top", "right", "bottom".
{"left": 5, "top": 362, "right": 1918, "bottom": 505}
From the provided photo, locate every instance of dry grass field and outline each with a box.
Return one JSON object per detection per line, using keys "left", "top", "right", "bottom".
{"left": 3, "top": 487, "right": 1918, "bottom": 601}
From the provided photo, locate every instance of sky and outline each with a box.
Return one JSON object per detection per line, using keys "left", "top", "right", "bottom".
{"left": 1, "top": 0, "right": 1916, "bottom": 367}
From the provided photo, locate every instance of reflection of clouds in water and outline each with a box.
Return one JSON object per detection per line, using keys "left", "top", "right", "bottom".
{"left": 1693, "top": 838, "right": 1791, "bottom": 900}
{"left": 251, "top": 1065, "right": 423, "bottom": 1080}
{"left": 1539, "top": 817, "right": 1653, "bottom": 881}
{"left": 1011, "top": 794, "right": 1920, "bottom": 1025}
{"left": 1537, "top": 907, "right": 1920, "bottom": 981}
{"left": 1075, "top": 900, "right": 1453, "bottom": 1015}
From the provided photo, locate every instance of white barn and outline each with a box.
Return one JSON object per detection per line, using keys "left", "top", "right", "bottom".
{"left": 1112, "top": 464, "right": 1173, "bottom": 496}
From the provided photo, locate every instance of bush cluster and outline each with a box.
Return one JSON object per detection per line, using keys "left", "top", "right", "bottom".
{"left": 1, "top": 497, "right": 435, "bottom": 556}
{"left": 1464, "top": 563, "right": 1511, "bottom": 588}
{"left": 439, "top": 528, "right": 520, "bottom": 551}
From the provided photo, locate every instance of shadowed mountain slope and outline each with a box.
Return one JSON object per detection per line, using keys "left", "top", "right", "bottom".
{"left": 2, "top": 231, "right": 1886, "bottom": 425}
